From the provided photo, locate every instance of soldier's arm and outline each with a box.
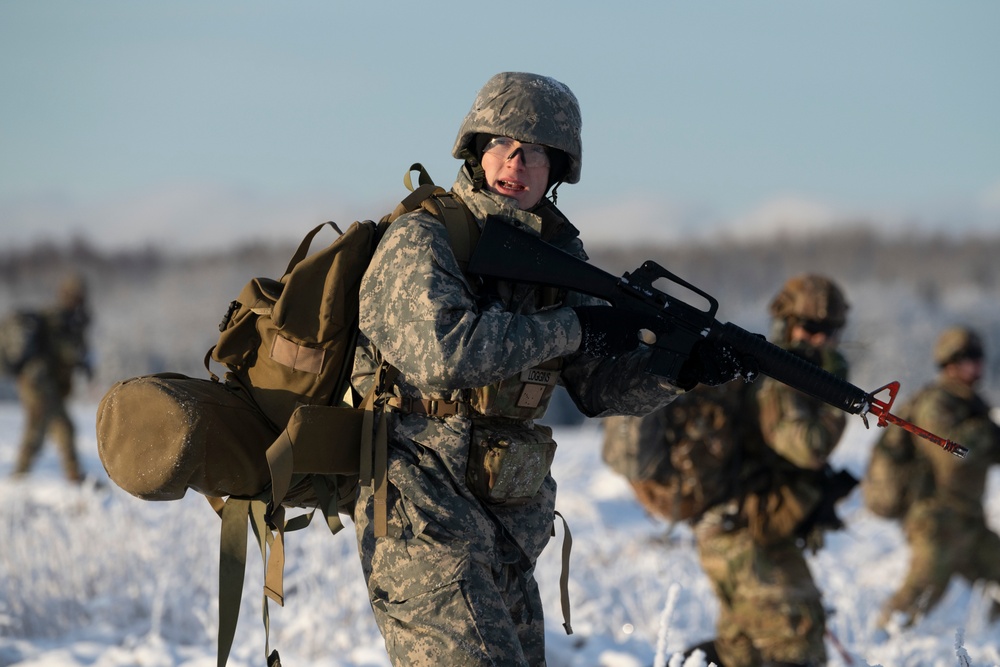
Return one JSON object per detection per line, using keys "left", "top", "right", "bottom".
{"left": 561, "top": 346, "right": 683, "bottom": 418}
{"left": 359, "top": 213, "right": 581, "bottom": 392}
{"left": 757, "top": 378, "right": 847, "bottom": 470}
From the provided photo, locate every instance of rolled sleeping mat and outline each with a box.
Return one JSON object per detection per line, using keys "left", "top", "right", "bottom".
{"left": 96, "top": 373, "right": 277, "bottom": 500}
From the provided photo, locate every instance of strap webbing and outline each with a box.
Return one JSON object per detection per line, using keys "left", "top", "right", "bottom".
{"left": 266, "top": 432, "right": 295, "bottom": 510}
{"left": 361, "top": 363, "right": 397, "bottom": 539}
{"left": 423, "top": 194, "right": 479, "bottom": 273}
{"left": 218, "top": 498, "right": 250, "bottom": 667}
{"left": 214, "top": 495, "right": 320, "bottom": 667}
{"left": 373, "top": 408, "right": 389, "bottom": 537}
{"left": 248, "top": 500, "right": 275, "bottom": 660}
{"left": 400, "top": 162, "right": 481, "bottom": 271}
{"left": 283, "top": 221, "right": 344, "bottom": 276}
{"left": 263, "top": 505, "right": 286, "bottom": 606}
{"left": 553, "top": 511, "right": 574, "bottom": 635}
{"left": 309, "top": 476, "right": 343, "bottom": 534}
{"left": 403, "top": 162, "right": 435, "bottom": 191}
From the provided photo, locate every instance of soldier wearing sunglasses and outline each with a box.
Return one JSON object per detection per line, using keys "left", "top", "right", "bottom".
{"left": 604, "top": 273, "right": 853, "bottom": 667}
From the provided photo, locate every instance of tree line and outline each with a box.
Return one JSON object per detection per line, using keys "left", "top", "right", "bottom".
{"left": 2, "top": 225, "right": 998, "bottom": 405}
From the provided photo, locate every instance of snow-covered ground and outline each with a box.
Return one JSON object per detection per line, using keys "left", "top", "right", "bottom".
{"left": 1, "top": 401, "right": 999, "bottom": 667}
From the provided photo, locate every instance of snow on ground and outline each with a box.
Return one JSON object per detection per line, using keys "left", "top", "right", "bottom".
{"left": 1, "top": 401, "right": 999, "bottom": 667}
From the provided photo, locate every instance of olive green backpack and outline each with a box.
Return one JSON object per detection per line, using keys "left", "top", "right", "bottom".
{"left": 602, "top": 382, "right": 747, "bottom": 525}
{"left": 212, "top": 166, "right": 480, "bottom": 667}
{"left": 861, "top": 392, "right": 935, "bottom": 519}
{"left": 97, "top": 165, "right": 478, "bottom": 667}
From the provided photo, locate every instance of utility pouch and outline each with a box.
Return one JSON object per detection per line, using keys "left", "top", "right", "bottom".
{"left": 466, "top": 418, "right": 556, "bottom": 505}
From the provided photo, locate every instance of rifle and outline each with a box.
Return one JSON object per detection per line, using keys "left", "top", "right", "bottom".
{"left": 468, "top": 216, "right": 967, "bottom": 459}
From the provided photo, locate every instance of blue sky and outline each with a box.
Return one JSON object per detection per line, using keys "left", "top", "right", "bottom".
{"left": 1, "top": 1, "right": 997, "bottom": 251}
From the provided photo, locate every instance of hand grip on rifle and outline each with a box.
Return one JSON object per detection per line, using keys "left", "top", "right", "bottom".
{"left": 676, "top": 338, "right": 758, "bottom": 390}
{"left": 571, "top": 305, "right": 659, "bottom": 357}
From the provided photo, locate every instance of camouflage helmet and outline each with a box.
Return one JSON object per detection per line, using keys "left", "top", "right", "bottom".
{"left": 933, "top": 326, "right": 984, "bottom": 367}
{"left": 452, "top": 72, "right": 582, "bottom": 184}
{"left": 768, "top": 274, "right": 849, "bottom": 329}
{"left": 58, "top": 273, "right": 88, "bottom": 309}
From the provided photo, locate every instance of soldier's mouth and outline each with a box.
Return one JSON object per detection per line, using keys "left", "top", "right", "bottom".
{"left": 497, "top": 180, "right": 526, "bottom": 192}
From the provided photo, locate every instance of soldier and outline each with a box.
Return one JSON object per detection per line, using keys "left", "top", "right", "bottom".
{"left": 350, "top": 72, "right": 747, "bottom": 666}
{"left": 9, "top": 274, "right": 93, "bottom": 482}
{"left": 876, "top": 326, "right": 1000, "bottom": 631}
{"left": 604, "top": 274, "right": 855, "bottom": 667}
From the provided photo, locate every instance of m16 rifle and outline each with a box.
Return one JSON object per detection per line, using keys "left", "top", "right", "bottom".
{"left": 468, "top": 216, "right": 967, "bottom": 459}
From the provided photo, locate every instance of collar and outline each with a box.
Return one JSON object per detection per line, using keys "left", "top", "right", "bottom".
{"left": 451, "top": 165, "right": 581, "bottom": 244}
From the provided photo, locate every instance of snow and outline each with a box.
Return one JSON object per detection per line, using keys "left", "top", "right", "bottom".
{"left": 1, "top": 402, "right": 999, "bottom": 667}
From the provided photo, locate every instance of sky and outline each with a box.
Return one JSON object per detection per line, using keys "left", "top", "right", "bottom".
{"left": 1, "top": 1, "right": 998, "bottom": 253}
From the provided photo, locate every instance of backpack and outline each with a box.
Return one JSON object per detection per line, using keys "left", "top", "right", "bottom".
{"left": 602, "top": 382, "right": 746, "bottom": 524}
{"left": 862, "top": 395, "right": 935, "bottom": 519}
{"left": 97, "top": 164, "right": 479, "bottom": 667}
{"left": 0, "top": 310, "right": 45, "bottom": 375}
{"left": 603, "top": 378, "right": 856, "bottom": 544}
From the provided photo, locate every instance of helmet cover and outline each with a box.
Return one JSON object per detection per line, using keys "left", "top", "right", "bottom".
{"left": 452, "top": 71, "right": 582, "bottom": 184}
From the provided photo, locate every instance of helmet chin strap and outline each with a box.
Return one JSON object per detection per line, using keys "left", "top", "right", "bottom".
{"left": 548, "top": 181, "right": 562, "bottom": 205}
{"left": 458, "top": 149, "right": 486, "bottom": 191}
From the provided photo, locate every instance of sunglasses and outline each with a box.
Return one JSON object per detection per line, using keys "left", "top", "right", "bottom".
{"left": 481, "top": 137, "right": 551, "bottom": 168}
{"left": 799, "top": 319, "right": 841, "bottom": 336}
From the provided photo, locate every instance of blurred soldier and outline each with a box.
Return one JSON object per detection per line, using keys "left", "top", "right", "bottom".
{"left": 8, "top": 275, "right": 93, "bottom": 482}
{"left": 604, "top": 274, "right": 856, "bottom": 667}
{"left": 350, "top": 72, "right": 747, "bottom": 666}
{"left": 877, "top": 326, "right": 1000, "bottom": 630}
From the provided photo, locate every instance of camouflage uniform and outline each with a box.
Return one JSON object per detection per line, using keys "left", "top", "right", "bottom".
{"left": 606, "top": 275, "right": 852, "bottom": 667}
{"left": 878, "top": 328, "right": 1000, "bottom": 628}
{"left": 694, "top": 345, "right": 848, "bottom": 667}
{"left": 12, "top": 276, "right": 92, "bottom": 481}
{"left": 352, "top": 73, "right": 682, "bottom": 666}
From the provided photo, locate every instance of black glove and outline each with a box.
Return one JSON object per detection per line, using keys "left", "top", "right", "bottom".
{"left": 572, "top": 306, "right": 658, "bottom": 358}
{"left": 675, "top": 338, "right": 754, "bottom": 390}
{"left": 797, "top": 466, "right": 859, "bottom": 537}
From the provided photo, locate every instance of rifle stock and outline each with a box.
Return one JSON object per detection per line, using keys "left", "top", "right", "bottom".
{"left": 468, "top": 216, "right": 968, "bottom": 458}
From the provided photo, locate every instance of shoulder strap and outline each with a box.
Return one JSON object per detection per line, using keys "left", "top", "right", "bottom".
{"left": 421, "top": 193, "right": 479, "bottom": 273}
{"left": 387, "top": 163, "right": 481, "bottom": 272}
{"left": 385, "top": 163, "right": 443, "bottom": 223}
{"left": 364, "top": 165, "right": 479, "bottom": 540}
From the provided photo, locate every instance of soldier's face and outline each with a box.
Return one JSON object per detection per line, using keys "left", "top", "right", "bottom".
{"left": 480, "top": 137, "right": 551, "bottom": 210}
{"left": 948, "top": 357, "right": 984, "bottom": 386}
{"left": 789, "top": 323, "right": 840, "bottom": 349}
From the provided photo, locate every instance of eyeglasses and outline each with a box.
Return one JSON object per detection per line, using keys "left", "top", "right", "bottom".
{"left": 481, "top": 137, "right": 550, "bottom": 168}
{"left": 800, "top": 319, "right": 841, "bottom": 336}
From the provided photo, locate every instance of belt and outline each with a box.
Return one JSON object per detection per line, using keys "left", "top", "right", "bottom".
{"left": 384, "top": 395, "right": 470, "bottom": 417}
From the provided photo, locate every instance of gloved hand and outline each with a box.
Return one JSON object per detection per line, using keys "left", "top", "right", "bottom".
{"left": 675, "top": 338, "right": 754, "bottom": 389}
{"left": 796, "top": 466, "right": 859, "bottom": 550}
{"left": 572, "top": 306, "right": 659, "bottom": 358}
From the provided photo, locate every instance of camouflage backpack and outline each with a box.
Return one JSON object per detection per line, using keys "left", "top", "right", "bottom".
{"left": 862, "top": 392, "right": 936, "bottom": 519}
{"left": 602, "top": 382, "right": 748, "bottom": 524}
{"left": 97, "top": 164, "right": 478, "bottom": 667}
{"left": 0, "top": 310, "right": 45, "bottom": 375}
